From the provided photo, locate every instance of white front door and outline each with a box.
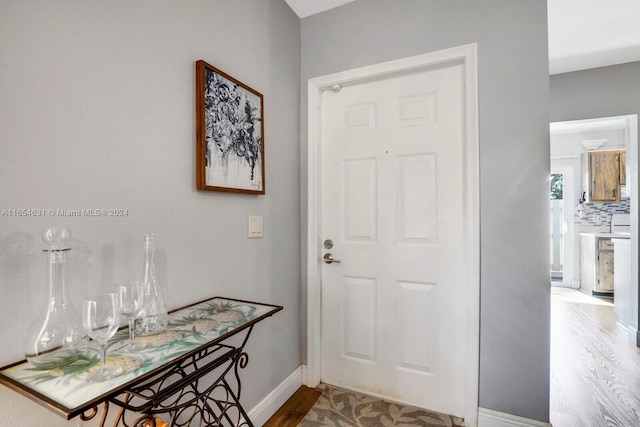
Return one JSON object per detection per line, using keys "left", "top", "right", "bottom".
{"left": 320, "top": 61, "right": 467, "bottom": 417}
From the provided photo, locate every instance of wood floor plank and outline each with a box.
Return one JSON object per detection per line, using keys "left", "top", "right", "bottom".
{"left": 262, "top": 385, "right": 322, "bottom": 427}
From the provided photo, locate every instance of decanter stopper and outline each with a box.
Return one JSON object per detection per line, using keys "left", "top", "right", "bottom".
{"left": 41, "top": 226, "right": 72, "bottom": 250}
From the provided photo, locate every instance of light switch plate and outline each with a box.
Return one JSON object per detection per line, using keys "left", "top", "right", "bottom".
{"left": 248, "top": 215, "right": 263, "bottom": 238}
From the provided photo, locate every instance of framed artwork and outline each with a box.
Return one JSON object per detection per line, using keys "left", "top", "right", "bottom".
{"left": 196, "top": 60, "right": 265, "bottom": 194}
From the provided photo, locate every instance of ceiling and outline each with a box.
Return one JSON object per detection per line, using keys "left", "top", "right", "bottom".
{"left": 284, "top": 0, "right": 356, "bottom": 19}
{"left": 284, "top": 0, "right": 640, "bottom": 75}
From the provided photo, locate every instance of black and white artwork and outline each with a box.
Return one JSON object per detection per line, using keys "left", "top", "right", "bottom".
{"left": 196, "top": 60, "right": 264, "bottom": 194}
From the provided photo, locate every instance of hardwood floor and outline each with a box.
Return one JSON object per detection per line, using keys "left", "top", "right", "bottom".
{"left": 266, "top": 289, "right": 639, "bottom": 427}
{"left": 550, "top": 287, "right": 640, "bottom": 426}
{"left": 262, "top": 386, "right": 323, "bottom": 427}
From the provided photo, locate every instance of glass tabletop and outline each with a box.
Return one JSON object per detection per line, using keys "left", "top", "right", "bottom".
{"left": 0, "top": 297, "right": 282, "bottom": 419}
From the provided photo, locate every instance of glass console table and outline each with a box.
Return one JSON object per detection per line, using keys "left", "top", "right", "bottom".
{"left": 0, "top": 297, "right": 282, "bottom": 427}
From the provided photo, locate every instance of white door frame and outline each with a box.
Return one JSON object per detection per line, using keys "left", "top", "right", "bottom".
{"left": 305, "top": 43, "right": 480, "bottom": 426}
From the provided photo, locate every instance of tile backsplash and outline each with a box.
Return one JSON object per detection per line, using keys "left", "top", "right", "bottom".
{"left": 575, "top": 197, "right": 630, "bottom": 226}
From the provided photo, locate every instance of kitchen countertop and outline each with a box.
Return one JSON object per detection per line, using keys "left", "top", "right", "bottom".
{"left": 612, "top": 237, "right": 631, "bottom": 244}
{"left": 579, "top": 232, "right": 631, "bottom": 239}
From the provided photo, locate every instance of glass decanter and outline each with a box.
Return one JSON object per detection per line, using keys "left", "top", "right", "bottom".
{"left": 25, "top": 227, "right": 85, "bottom": 365}
{"left": 134, "top": 233, "right": 168, "bottom": 336}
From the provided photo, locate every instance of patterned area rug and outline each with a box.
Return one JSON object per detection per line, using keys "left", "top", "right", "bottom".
{"left": 298, "top": 385, "right": 463, "bottom": 427}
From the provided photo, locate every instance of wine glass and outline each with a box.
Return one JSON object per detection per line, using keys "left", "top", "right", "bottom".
{"left": 116, "top": 281, "right": 145, "bottom": 352}
{"left": 82, "top": 293, "right": 122, "bottom": 382}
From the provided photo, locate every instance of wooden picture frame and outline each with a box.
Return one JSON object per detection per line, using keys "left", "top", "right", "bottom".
{"left": 196, "top": 60, "right": 265, "bottom": 194}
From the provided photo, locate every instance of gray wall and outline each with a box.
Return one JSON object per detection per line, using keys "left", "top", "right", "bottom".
{"left": 550, "top": 62, "right": 640, "bottom": 336}
{"left": 550, "top": 62, "right": 640, "bottom": 122}
{"left": 300, "top": 0, "right": 551, "bottom": 422}
{"left": 0, "top": 1, "right": 300, "bottom": 425}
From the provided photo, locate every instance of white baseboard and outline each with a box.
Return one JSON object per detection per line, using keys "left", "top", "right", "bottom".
{"left": 618, "top": 323, "right": 640, "bottom": 346}
{"left": 478, "top": 407, "right": 551, "bottom": 427}
{"left": 247, "top": 365, "right": 303, "bottom": 426}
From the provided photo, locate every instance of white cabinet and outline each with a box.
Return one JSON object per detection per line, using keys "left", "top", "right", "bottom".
{"left": 613, "top": 238, "right": 631, "bottom": 329}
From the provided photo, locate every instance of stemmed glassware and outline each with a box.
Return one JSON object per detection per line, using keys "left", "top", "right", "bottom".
{"left": 82, "top": 293, "right": 122, "bottom": 382}
{"left": 117, "top": 281, "right": 145, "bottom": 352}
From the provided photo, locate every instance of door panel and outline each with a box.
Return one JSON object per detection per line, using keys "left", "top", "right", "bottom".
{"left": 398, "top": 154, "right": 437, "bottom": 242}
{"left": 397, "top": 280, "right": 435, "bottom": 374}
{"left": 343, "top": 159, "right": 377, "bottom": 241}
{"left": 342, "top": 276, "right": 376, "bottom": 362}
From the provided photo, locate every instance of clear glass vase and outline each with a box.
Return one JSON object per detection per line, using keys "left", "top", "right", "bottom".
{"left": 134, "top": 233, "right": 168, "bottom": 336}
{"left": 25, "top": 227, "right": 85, "bottom": 365}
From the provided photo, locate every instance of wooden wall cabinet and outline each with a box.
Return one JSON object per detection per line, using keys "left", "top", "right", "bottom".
{"left": 582, "top": 150, "right": 625, "bottom": 203}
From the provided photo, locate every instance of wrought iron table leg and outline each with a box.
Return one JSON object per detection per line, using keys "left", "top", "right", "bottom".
{"left": 99, "top": 327, "right": 257, "bottom": 426}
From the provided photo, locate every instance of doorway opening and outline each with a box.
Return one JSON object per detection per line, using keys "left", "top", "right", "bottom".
{"left": 549, "top": 114, "right": 639, "bottom": 425}
{"left": 549, "top": 114, "right": 636, "bottom": 291}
